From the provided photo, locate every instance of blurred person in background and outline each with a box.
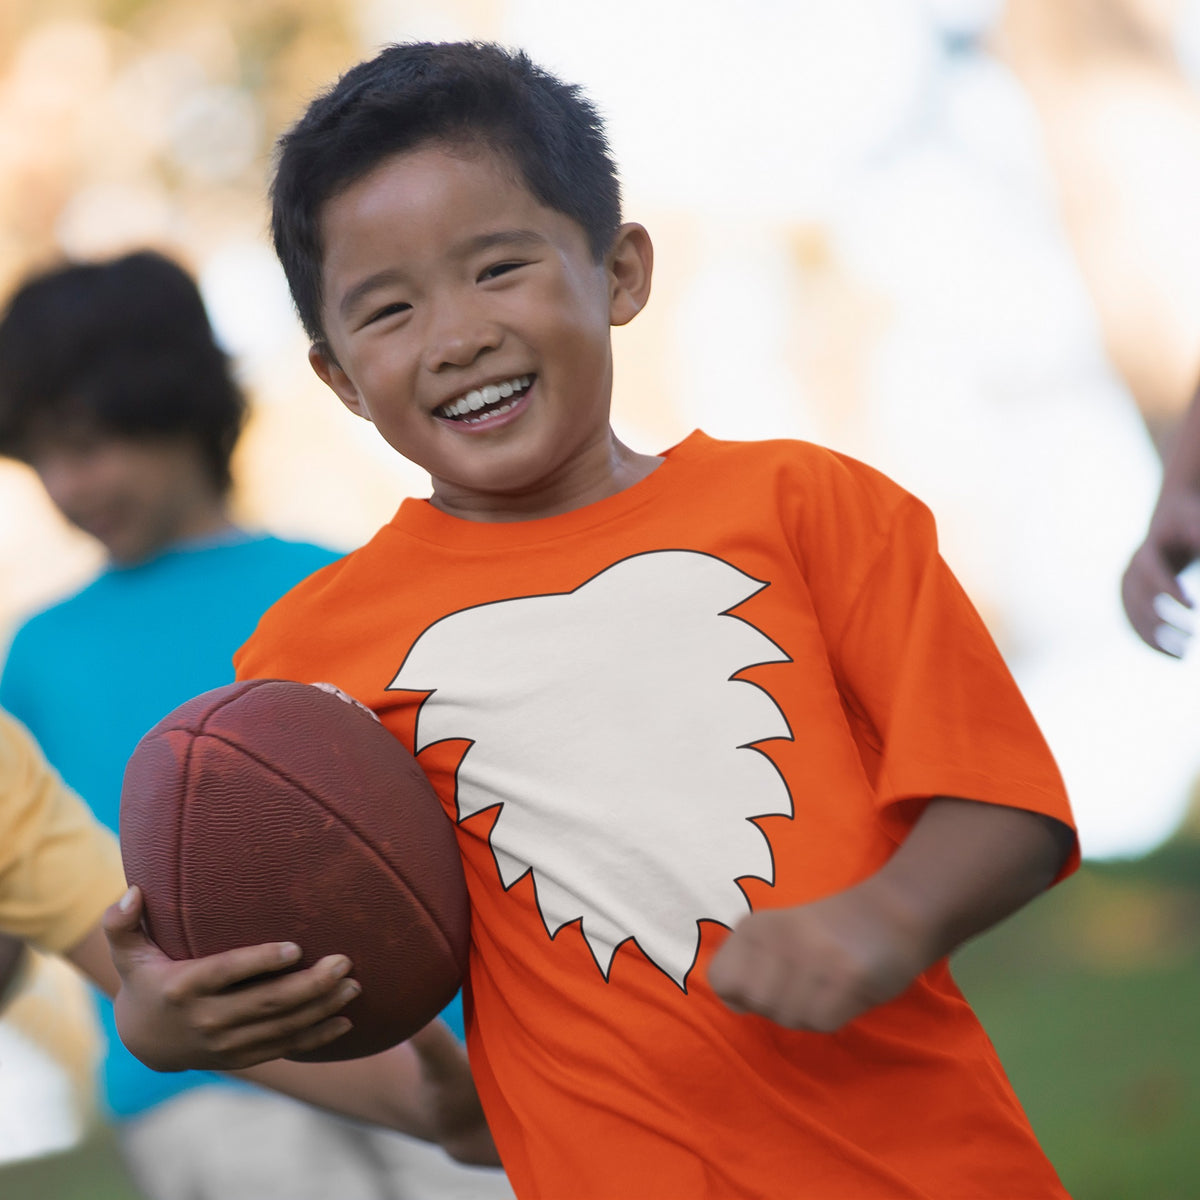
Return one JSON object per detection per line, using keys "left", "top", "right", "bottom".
{"left": 0, "top": 706, "right": 125, "bottom": 994}
{"left": 0, "top": 250, "right": 508, "bottom": 1200}
{"left": 1122, "top": 384, "right": 1200, "bottom": 659}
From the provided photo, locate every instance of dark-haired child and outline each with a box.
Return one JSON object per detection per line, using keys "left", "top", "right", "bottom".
{"left": 108, "top": 43, "right": 1079, "bottom": 1199}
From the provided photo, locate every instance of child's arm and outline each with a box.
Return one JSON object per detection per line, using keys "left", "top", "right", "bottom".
{"left": 707, "top": 796, "right": 1073, "bottom": 1032}
{"left": 235, "top": 1021, "right": 497, "bottom": 1166}
{"left": 103, "top": 888, "right": 498, "bottom": 1165}
{"left": 1123, "top": 385, "right": 1200, "bottom": 655}
{"left": 64, "top": 922, "right": 122, "bottom": 995}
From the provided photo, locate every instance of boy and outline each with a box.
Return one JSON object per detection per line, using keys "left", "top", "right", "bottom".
{"left": 108, "top": 42, "right": 1078, "bottom": 1198}
{"left": 0, "top": 251, "right": 500, "bottom": 1198}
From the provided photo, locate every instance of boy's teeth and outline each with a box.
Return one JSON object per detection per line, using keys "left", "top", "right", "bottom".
{"left": 465, "top": 402, "right": 513, "bottom": 424}
{"left": 441, "top": 375, "right": 531, "bottom": 419}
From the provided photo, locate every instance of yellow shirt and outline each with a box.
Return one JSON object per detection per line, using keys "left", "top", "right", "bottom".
{"left": 0, "top": 710, "right": 125, "bottom": 953}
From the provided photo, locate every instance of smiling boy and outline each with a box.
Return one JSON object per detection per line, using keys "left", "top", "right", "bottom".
{"left": 304, "top": 140, "right": 659, "bottom": 520}
{"left": 108, "top": 42, "right": 1079, "bottom": 1199}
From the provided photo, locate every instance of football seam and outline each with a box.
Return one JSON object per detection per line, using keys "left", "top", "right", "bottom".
{"left": 176, "top": 729, "right": 199, "bottom": 960}
{"left": 182, "top": 729, "right": 465, "bottom": 968}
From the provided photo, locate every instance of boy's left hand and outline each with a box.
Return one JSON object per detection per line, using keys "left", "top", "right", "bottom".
{"left": 706, "top": 883, "right": 928, "bottom": 1033}
{"left": 104, "top": 886, "right": 360, "bottom": 1070}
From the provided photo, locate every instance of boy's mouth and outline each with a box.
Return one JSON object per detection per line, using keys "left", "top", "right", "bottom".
{"left": 435, "top": 374, "right": 533, "bottom": 423}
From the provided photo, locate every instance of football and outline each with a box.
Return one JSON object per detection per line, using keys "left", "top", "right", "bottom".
{"left": 119, "top": 678, "right": 469, "bottom": 1061}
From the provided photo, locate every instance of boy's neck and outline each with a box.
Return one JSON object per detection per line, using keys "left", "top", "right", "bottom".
{"left": 428, "top": 435, "right": 663, "bottom": 523}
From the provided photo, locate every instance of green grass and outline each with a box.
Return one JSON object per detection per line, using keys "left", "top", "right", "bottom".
{"left": 0, "top": 1123, "right": 141, "bottom": 1200}
{"left": 954, "top": 837, "right": 1200, "bottom": 1200}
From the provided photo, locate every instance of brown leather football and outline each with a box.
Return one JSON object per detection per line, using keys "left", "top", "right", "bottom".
{"left": 119, "top": 678, "right": 469, "bottom": 1061}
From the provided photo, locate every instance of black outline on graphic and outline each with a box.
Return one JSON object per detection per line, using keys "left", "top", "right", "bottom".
{"left": 385, "top": 549, "right": 797, "bottom": 991}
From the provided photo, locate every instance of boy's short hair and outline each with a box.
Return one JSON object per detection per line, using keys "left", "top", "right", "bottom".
{"left": 0, "top": 251, "right": 245, "bottom": 493}
{"left": 270, "top": 40, "right": 623, "bottom": 346}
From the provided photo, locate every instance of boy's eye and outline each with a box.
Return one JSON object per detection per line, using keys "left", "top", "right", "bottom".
{"left": 365, "top": 302, "right": 411, "bottom": 326}
{"left": 480, "top": 261, "right": 525, "bottom": 281}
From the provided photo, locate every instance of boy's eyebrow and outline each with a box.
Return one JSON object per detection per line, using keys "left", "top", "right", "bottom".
{"left": 337, "top": 230, "right": 548, "bottom": 321}
{"left": 460, "top": 228, "right": 547, "bottom": 255}
{"left": 338, "top": 270, "right": 407, "bottom": 320}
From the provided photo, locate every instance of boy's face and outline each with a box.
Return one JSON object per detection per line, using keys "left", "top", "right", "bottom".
{"left": 25, "top": 420, "right": 223, "bottom": 565}
{"left": 310, "top": 142, "right": 653, "bottom": 521}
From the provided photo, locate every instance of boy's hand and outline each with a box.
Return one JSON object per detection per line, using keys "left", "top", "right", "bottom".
{"left": 706, "top": 883, "right": 927, "bottom": 1033}
{"left": 708, "top": 798, "right": 1073, "bottom": 1033}
{"left": 104, "top": 886, "right": 360, "bottom": 1070}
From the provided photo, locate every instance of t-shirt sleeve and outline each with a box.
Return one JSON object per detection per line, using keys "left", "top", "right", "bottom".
{"left": 819, "top": 482, "right": 1077, "bottom": 870}
{"left": 0, "top": 711, "right": 127, "bottom": 952}
{"left": 232, "top": 553, "right": 343, "bottom": 683}
{"left": 234, "top": 597, "right": 302, "bottom": 682}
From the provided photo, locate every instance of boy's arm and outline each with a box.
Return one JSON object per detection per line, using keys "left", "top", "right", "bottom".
{"left": 707, "top": 796, "right": 1074, "bottom": 1032}
{"left": 234, "top": 1023, "right": 497, "bottom": 1166}
{"left": 103, "top": 889, "right": 498, "bottom": 1165}
{"left": 1123, "top": 385, "right": 1200, "bottom": 654}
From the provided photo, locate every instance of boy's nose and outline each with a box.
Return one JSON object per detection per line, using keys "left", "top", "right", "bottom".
{"left": 421, "top": 298, "right": 502, "bottom": 371}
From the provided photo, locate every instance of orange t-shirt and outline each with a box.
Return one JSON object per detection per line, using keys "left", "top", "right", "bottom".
{"left": 236, "top": 432, "right": 1076, "bottom": 1199}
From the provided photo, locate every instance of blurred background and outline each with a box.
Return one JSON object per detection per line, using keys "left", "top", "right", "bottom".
{"left": 1, "top": 0, "right": 1198, "bottom": 1196}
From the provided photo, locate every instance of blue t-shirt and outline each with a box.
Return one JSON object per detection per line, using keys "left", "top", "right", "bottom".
{"left": 1, "top": 533, "right": 466, "bottom": 1118}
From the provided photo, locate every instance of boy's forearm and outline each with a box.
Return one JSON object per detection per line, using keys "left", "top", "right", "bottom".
{"left": 230, "top": 1027, "right": 500, "bottom": 1166}
{"left": 862, "top": 796, "right": 1075, "bottom": 966}
{"left": 231, "top": 1045, "right": 435, "bottom": 1138}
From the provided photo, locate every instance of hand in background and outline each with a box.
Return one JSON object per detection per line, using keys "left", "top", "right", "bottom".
{"left": 1121, "top": 491, "right": 1200, "bottom": 656}
{"left": 1123, "top": 386, "right": 1200, "bottom": 657}
{"left": 103, "top": 885, "right": 358, "bottom": 1070}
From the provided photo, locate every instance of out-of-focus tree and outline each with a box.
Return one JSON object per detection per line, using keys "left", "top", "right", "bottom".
{"left": 999, "top": 0, "right": 1200, "bottom": 451}
{"left": 0, "top": 0, "right": 360, "bottom": 288}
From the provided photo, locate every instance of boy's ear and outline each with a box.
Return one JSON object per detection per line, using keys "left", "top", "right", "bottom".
{"left": 607, "top": 223, "right": 653, "bottom": 327}
{"left": 308, "top": 343, "right": 371, "bottom": 422}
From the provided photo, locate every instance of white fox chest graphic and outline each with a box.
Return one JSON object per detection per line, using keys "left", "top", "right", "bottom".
{"left": 388, "top": 550, "right": 793, "bottom": 988}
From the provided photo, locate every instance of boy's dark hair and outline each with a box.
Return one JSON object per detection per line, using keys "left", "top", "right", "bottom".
{"left": 270, "top": 40, "right": 623, "bottom": 346}
{"left": 0, "top": 250, "right": 245, "bottom": 492}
